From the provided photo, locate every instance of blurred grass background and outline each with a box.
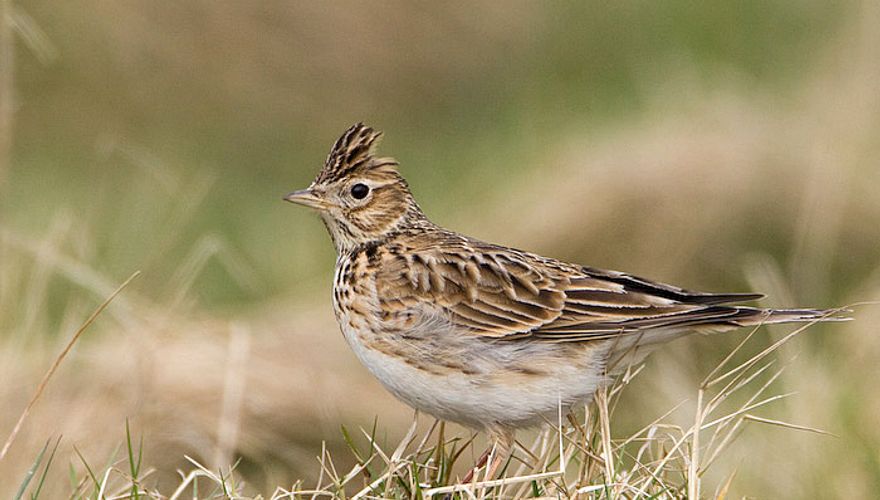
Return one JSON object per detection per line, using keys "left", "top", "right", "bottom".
{"left": 1, "top": 0, "right": 879, "bottom": 497}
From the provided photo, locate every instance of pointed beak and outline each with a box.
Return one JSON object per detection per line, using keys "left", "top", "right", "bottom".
{"left": 283, "top": 189, "right": 326, "bottom": 209}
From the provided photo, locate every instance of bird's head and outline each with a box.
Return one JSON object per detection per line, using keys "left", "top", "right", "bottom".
{"left": 285, "top": 123, "right": 428, "bottom": 253}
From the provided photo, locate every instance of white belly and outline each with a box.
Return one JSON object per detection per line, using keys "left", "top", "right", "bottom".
{"left": 339, "top": 320, "right": 609, "bottom": 429}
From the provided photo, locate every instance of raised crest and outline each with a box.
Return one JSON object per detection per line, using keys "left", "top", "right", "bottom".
{"left": 315, "top": 123, "right": 387, "bottom": 183}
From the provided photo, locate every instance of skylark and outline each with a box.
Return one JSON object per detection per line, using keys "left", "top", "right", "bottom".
{"left": 284, "top": 123, "right": 840, "bottom": 477}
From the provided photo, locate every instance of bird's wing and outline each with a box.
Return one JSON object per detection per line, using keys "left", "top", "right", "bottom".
{"left": 374, "top": 242, "right": 764, "bottom": 341}
{"left": 375, "top": 244, "right": 569, "bottom": 337}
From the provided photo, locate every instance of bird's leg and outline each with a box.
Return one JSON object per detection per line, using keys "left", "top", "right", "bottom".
{"left": 461, "top": 427, "right": 515, "bottom": 483}
{"left": 461, "top": 447, "right": 491, "bottom": 483}
{"left": 483, "top": 428, "right": 515, "bottom": 480}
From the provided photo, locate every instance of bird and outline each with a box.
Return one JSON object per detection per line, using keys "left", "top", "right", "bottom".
{"left": 284, "top": 123, "right": 842, "bottom": 480}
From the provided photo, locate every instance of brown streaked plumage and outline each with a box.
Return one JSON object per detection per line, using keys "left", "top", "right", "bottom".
{"left": 284, "top": 123, "right": 844, "bottom": 478}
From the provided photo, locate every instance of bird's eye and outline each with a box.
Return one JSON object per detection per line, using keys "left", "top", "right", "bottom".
{"left": 350, "top": 183, "right": 370, "bottom": 200}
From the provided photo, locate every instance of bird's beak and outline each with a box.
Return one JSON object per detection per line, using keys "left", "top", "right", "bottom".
{"left": 283, "top": 189, "right": 326, "bottom": 210}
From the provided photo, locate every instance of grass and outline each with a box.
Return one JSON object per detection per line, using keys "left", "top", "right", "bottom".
{"left": 4, "top": 281, "right": 851, "bottom": 498}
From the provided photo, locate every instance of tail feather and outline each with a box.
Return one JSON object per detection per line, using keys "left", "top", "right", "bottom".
{"left": 606, "top": 306, "right": 848, "bottom": 372}
{"left": 730, "top": 307, "right": 850, "bottom": 327}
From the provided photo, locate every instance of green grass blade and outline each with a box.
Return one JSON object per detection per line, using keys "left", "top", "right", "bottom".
{"left": 340, "top": 424, "right": 364, "bottom": 463}
{"left": 30, "top": 435, "right": 62, "bottom": 499}
{"left": 125, "top": 419, "right": 142, "bottom": 500}
{"left": 13, "top": 439, "right": 51, "bottom": 500}
{"left": 73, "top": 446, "right": 101, "bottom": 499}
{"left": 532, "top": 479, "right": 543, "bottom": 497}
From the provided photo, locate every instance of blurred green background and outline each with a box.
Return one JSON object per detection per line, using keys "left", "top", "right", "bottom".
{"left": 1, "top": 0, "right": 879, "bottom": 497}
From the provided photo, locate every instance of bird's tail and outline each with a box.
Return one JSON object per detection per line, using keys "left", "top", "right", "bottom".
{"left": 605, "top": 305, "right": 849, "bottom": 373}
{"left": 728, "top": 307, "right": 850, "bottom": 327}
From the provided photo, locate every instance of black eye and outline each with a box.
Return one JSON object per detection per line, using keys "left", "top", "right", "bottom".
{"left": 350, "top": 183, "right": 369, "bottom": 199}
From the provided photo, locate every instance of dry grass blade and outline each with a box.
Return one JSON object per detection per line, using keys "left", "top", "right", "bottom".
{"left": 168, "top": 469, "right": 224, "bottom": 500}
{"left": 421, "top": 470, "right": 563, "bottom": 497}
{"left": 742, "top": 414, "right": 837, "bottom": 437}
{"left": 701, "top": 418, "right": 747, "bottom": 474}
{"left": 700, "top": 393, "right": 795, "bottom": 431}
{"left": 351, "top": 462, "right": 409, "bottom": 500}
{"left": 0, "top": 271, "right": 141, "bottom": 462}
{"left": 688, "top": 389, "right": 704, "bottom": 500}
{"left": 701, "top": 324, "right": 763, "bottom": 388}
{"left": 714, "top": 466, "right": 737, "bottom": 500}
{"left": 595, "top": 386, "right": 615, "bottom": 489}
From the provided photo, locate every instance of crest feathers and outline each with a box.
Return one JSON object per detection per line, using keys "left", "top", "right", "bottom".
{"left": 316, "top": 123, "right": 397, "bottom": 183}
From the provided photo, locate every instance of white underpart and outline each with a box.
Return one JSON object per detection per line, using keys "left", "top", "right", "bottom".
{"left": 337, "top": 311, "right": 611, "bottom": 429}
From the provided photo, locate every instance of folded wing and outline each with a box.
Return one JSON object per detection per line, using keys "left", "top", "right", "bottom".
{"left": 374, "top": 240, "right": 836, "bottom": 343}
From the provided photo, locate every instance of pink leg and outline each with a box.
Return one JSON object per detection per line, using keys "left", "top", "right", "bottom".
{"left": 461, "top": 447, "right": 491, "bottom": 483}
{"left": 460, "top": 427, "right": 516, "bottom": 483}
